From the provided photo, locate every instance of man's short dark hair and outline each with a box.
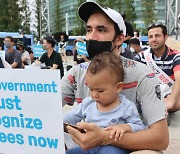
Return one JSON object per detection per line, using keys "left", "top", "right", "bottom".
{"left": 114, "top": 23, "right": 123, "bottom": 39}
{"left": 148, "top": 23, "right": 167, "bottom": 36}
{"left": 4, "top": 36, "right": 14, "bottom": 42}
{"left": 44, "top": 37, "right": 56, "bottom": 48}
{"left": 129, "top": 38, "right": 140, "bottom": 46}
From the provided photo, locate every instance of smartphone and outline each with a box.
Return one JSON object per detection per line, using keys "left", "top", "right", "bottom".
{"left": 63, "top": 122, "right": 86, "bottom": 133}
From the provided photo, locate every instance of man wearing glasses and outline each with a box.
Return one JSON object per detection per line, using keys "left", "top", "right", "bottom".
{"left": 135, "top": 23, "right": 180, "bottom": 113}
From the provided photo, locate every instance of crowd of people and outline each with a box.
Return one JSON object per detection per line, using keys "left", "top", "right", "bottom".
{"left": 0, "top": 33, "right": 65, "bottom": 78}
{"left": 0, "top": 1, "right": 180, "bottom": 154}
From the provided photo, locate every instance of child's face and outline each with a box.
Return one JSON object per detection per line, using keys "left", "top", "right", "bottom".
{"left": 86, "top": 69, "right": 123, "bottom": 109}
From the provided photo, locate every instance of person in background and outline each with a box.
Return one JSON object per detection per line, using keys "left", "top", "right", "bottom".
{"left": 134, "top": 23, "right": 180, "bottom": 113}
{"left": 129, "top": 38, "right": 146, "bottom": 57}
{"left": 4, "top": 36, "right": 22, "bottom": 68}
{"left": 64, "top": 52, "right": 146, "bottom": 154}
{"left": 35, "top": 37, "right": 64, "bottom": 78}
{"left": 20, "top": 32, "right": 28, "bottom": 48}
{"left": 73, "top": 38, "right": 89, "bottom": 64}
{"left": 121, "top": 13, "right": 134, "bottom": 46}
{"left": 61, "top": 1, "right": 168, "bottom": 154}
{"left": 26, "top": 46, "right": 34, "bottom": 64}
{"left": 16, "top": 41, "right": 31, "bottom": 68}
{"left": 133, "top": 29, "right": 140, "bottom": 39}
{"left": 59, "top": 34, "right": 67, "bottom": 63}
{"left": 0, "top": 41, "right": 4, "bottom": 51}
{"left": 119, "top": 45, "right": 134, "bottom": 60}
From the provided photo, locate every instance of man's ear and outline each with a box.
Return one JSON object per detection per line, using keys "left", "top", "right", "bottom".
{"left": 115, "top": 34, "right": 125, "bottom": 47}
{"left": 116, "top": 82, "right": 124, "bottom": 93}
{"left": 165, "top": 34, "right": 168, "bottom": 41}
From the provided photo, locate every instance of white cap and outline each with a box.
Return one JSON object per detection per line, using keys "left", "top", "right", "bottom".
{"left": 78, "top": 1, "right": 126, "bottom": 36}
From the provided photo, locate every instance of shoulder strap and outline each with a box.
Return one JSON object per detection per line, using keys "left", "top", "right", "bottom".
{"left": 144, "top": 48, "right": 174, "bottom": 87}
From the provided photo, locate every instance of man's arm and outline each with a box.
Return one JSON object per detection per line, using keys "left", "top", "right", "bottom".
{"left": 67, "top": 119, "right": 169, "bottom": 151}
{"left": 51, "top": 64, "right": 58, "bottom": 69}
{"left": 164, "top": 70, "right": 180, "bottom": 111}
{"left": 11, "top": 61, "right": 18, "bottom": 68}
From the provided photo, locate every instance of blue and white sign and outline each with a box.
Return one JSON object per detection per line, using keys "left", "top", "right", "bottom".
{"left": 32, "top": 44, "right": 46, "bottom": 58}
{"left": 77, "top": 42, "right": 88, "bottom": 57}
{"left": 0, "top": 69, "right": 65, "bottom": 154}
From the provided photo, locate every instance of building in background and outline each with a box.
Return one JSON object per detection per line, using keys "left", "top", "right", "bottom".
{"left": 134, "top": 0, "right": 166, "bottom": 28}
{"left": 48, "top": 0, "right": 178, "bottom": 37}
{"left": 49, "top": 0, "right": 78, "bottom": 34}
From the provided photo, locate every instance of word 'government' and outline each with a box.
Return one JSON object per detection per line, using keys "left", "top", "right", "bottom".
{"left": 0, "top": 81, "right": 57, "bottom": 93}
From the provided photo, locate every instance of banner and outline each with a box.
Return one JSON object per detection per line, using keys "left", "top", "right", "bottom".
{"left": 32, "top": 44, "right": 46, "bottom": 58}
{"left": 0, "top": 69, "right": 65, "bottom": 154}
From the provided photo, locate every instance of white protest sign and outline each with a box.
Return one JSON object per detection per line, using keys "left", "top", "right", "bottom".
{"left": 0, "top": 69, "right": 65, "bottom": 154}
{"left": 0, "top": 50, "right": 5, "bottom": 60}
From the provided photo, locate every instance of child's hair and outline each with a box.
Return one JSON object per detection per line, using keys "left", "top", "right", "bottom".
{"left": 87, "top": 52, "right": 124, "bottom": 82}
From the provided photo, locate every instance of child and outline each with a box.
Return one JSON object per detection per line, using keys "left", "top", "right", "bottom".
{"left": 64, "top": 52, "right": 146, "bottom": 154}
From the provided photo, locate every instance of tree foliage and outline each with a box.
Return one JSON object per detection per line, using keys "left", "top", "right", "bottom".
{"left": 0, "top": 0, "right": 22, "bottom": 32}
{"left": 20, "top": 0, "right": 31, "bottom": 34}
{"left": 53, "top": 0, "right": 62, "bottom": 33}
{"left": 141, "top": 0, "right": 156, "bottom": 34}
{"left": 89, "top": 0, "right": 136, "bottom": 28}
{"left": 34, "top": 0, "right": 42, "bottom": 39}
{"left": 72, "top": 0, "right": 86, "bottom": 36}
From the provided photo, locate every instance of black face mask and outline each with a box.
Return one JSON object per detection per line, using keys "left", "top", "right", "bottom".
{"left": 16, "top": 46, "right": 20, "bottom": 50}
{"left": 86, "top": 40, "right": 112, "bottom": 59}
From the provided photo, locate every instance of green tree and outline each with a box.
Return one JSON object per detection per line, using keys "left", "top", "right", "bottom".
{"left": 53, "top": 0, "right": 62, "bottom": 33}
{"left": 20, "top": 0, "right": 31, "bottom": 34}
{"left": 72, "top": 0, "right": 86, "bottom": 36}
{"left": 0, "top": 0, "right": 22, "bottom": 32}
{"left": 114, "top": 0, "right": 123, "bottom": 13}
{"left": 0, "top": 0, "right": 9, "bottom": 31}
{"left": 34, "top": 0, "right": 42, "bottom": 39}
{"left": 122, "top": 0, "right": 136, "bottom": 29}
{"left": 96, "top": 0, "right": 116, "bottom": 8}
{"left": 141, "top": 0, "right": 156, "bottom": 35}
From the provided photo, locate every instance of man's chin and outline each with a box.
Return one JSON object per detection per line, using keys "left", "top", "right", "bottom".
{"left": 151, "top": 46, "right": 160, "bottom": 51}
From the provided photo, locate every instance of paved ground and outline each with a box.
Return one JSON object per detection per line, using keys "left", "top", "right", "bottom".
{"left": 163, "top": 36, "right": 180, "bottom": 154}
{"left": 62, "top": 37, "right": 180, "bottom": 153}
{"left": 163, "top": 111, "right": 180, "bottom": 154}
{"left": 166, "top": 37, "right": 180, "bottom": 51}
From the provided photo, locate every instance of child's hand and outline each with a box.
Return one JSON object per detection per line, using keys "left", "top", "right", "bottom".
{"left": 104, "top": 124, "right": 132, "bottom": 141}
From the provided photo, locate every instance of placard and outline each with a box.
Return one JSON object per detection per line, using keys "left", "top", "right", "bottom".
{"left": 32, "top": 44, "right": 46, "bottom": 58}
{"left": 0, "top": 69, "right": 65, "bottom": 154}
{"left": 77, "top": 42, "right": 88, "bottom": 57}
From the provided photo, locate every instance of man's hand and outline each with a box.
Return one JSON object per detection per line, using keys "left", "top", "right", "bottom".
{"left": 105, "top": 124, "right": 132, "bottom": 141}
{"left": 67, "top": 122, "right": 108, "bottom": 150}
{"left": 164, "top": 94, "right": 175, "bottom": 110}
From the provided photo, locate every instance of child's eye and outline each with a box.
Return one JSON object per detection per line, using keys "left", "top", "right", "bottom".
{"left": 98, "top": 90, "right": 104, "bottom": 93}
{"left": 89, "top": 88, "right": 93, "bottom": 91}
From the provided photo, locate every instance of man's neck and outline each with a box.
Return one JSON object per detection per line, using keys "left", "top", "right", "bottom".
{"left": 47, "top": 48, "right": 53, "bottom": 55}
{"left": 152, "top": 45, "right": 166, "bottom": 58}
{"left": 136, "top": 47, "right": 141, "bottom": 54}
{"left": 7, "top": 47, "right": 14, "bottom": 52}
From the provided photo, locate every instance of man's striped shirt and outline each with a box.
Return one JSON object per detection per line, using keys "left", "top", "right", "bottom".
{"left": 134, "top": 46, "right": 180, "bottom": 80}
